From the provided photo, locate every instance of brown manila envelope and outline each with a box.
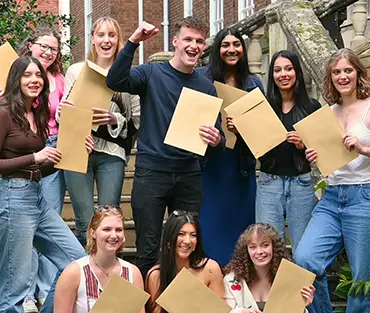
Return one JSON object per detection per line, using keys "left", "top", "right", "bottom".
{"left": 156, "top": 268, "right": 231, "bottom": 313}
{"left": 214, "top": 81, "right": 248, "bottom": 149}
{"left": 89, "top": 274, "right": 150, "bottom": 313}
{"left": 67, "top": 60, "right": 114, "bottom": 131}
{"left": 55, "top": 105, "right": 93, "bottom": 173}
{"left": 224, "top": 87, "right": 287, "bottom": 158}
{"left": 0, "top": 41, "right": 19, "bottom": 90}
{"left": 293, "top": 105, "right": 358, "bottom": 177}
{"left": 264, "top": 259, "right": 316, "bottom": 313}
{"left": 164, "top": 87, "right": 223, "bottom": 156}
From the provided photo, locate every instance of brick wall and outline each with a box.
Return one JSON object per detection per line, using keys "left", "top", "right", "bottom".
{"left": 70, "top": 0, "right": 85, "bottom": 62}
{"left": 224, "top": 0, "right": 238, "bottom": 27}
{"left": 35, "top": 0, "right": 59, "bottom": 14}
{"left": 143, "top": 0, "right": 163, "bottom": 60}
{"left": 169, "top": 0, "right": 183, "bottom": 48}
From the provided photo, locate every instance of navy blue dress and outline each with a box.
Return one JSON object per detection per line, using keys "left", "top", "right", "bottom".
{"left": 197, "top": 67, "right": 265, "bottom": 267}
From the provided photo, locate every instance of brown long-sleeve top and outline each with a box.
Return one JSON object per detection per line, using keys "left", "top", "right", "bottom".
{"left": 0, "top": 106, "right": 54, "bottom": 177}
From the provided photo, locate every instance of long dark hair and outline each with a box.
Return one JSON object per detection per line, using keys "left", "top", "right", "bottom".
{"left": 206, "top": 28, "right": 250, "bottom": 89}
{"left": 267, "top": 50, "right": 312, "bottom": 123}
{"left": 0, "top": 56, "right": 50, "bottom": 141}
{"left": 148, "top": 211, "right": 207, "bottom": 313}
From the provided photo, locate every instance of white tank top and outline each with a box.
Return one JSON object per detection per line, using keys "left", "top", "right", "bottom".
{"left": 73, "top": 256, "right": 134, "bottom": 313}
{"left": 328, "top": 104, "right": 370, "bottom": 185}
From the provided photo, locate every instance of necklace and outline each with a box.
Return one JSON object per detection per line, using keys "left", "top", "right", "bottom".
{"left": 92, "top": 255, "right": 118, "bottom": 277}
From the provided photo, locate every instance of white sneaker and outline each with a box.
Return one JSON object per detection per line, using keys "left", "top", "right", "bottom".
{"left": 23, "top": 300, "right": 38, "bottom": 313}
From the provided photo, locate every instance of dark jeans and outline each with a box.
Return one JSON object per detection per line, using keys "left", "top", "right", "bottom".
{"left": 132, "top": 167, "right": 203, "bottom": 278}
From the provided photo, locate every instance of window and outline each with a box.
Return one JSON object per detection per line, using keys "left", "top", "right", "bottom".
{"left": 84, "top": 0, "right": 92, "bottom": 57}
{"left": 238, "top": 0, "right": 255, "bottom": 20}
{"left": 210, "top": 0, "right": 224, "bottom": 36}
{"left": 184, "top": 0, "right": 193, "bottom": 17}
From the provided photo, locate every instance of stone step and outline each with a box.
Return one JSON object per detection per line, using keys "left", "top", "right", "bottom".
{"left": 61, "top": 195, "right": 134, "bottom": 220}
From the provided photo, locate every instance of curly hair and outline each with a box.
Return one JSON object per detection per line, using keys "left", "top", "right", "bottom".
{"left": 17, "top": 26, "right": 63, "bottom": 75}
{"left": 224, "top": 223, "right": 290, "bottom": 285}
{"left": 323, "top": 48, "right": 370, "bottom": 105}
{"left": 86, "top": 205, "right": 125, "bottom": 255}
{"left": 174, "top": 16, "right": 209, "bottom": 38}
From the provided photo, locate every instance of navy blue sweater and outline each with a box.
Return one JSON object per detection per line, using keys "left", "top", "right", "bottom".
{"left": 106, "top": 41, "right": 224, "bottom": 172}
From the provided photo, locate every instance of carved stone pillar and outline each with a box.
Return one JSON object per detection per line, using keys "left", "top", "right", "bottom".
{"left": 266, "top": 3, "right": 288, "bottom": 59}
{"left": 148, "top": 51, "right": 175, "bottom": 63}
{"left": 351, "top": 0, "right": 368, "bottom": 49}
{"left": 247, "top": 26, "right": 264, "bottom": 77}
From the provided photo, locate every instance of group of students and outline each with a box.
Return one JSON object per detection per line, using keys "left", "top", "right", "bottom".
{"left": 0, "top": 12, "right": 369, "bottom": 313}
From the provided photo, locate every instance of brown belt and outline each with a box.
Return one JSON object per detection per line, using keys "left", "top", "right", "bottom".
{"left": 1, "top": 169, "right": 42, "bottom": 182}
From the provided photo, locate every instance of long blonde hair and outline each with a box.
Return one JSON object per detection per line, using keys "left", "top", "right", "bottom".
{"left": 88, "top": 17, "right": 124, "bottom": 63}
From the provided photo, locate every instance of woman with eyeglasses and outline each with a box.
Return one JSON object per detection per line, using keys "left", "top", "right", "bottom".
{"left": 0, "top": 56, "right": 93, "bottom": 313}
{"left": 54, "top": 205, "right": 144, "bottom": 313}
{"left": 16, "top": 27, "right": 73, "bottom": 311}
{"left": 146, "top": 211, "right": 224, "bottom": 313}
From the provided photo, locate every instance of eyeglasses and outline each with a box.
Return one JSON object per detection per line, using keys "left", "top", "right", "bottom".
{"left": 94, "top": 205, "right": 122, "bottom": 214}
{"left": 33, "top": 42, "right": 59, "bottom": 55}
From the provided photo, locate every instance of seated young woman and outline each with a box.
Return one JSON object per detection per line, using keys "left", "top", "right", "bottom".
{"left": 224, "top": 223, "right": 315, "bottom": 313}
{"left": 54, "top": 205, "right": 144, "bottom": 313}
{"left": 146, "top": 210, "right": 224, "bottom": 313}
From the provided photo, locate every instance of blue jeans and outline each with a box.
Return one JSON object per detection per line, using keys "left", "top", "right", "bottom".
{"left": 64, "top": 151, "right": 125, "bottom": 246}
{"left": 27, "top": 134, "right": 66, "bottom": 301}
{"left": 255, "top": 172, "right": 317, "bottom": 253}
{"left": 0, "top": 178, "right": 85, "bottom": 313}
{"left": 132, "top": 167, "right": 203, "bottom": 278}
{"left": 295, "top": 184, "right": 370, "bottom": 313}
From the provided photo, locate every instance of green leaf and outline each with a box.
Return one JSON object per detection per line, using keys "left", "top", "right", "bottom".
{"left": 348, "top": 283, "right": 357, "bottom": 296}
{"left": 314, "top": 179, "right": 327, "bottom": 191}
{"left": 355, "top": 282, "right": 364, "bottom": 296}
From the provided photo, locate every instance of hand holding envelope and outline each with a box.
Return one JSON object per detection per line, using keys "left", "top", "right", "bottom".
{"left": 89, "top": 274, "right": 149, "bottom": 313}
{"left": 263, "top": 259, "right": 316, "bottom": 313}
{"left": 156, "top": 268, "right": 230, "bottom": 313}
{"left": 224, "top": 87, "right": 287, "bottom": 158}
{"left": 293, "top": 105, "right": 358, "bottom": 177}
{"left": 67, "top": 60, "right": 114, "bottom": 131}
{"left": 164, "top": 87, "right": 223, "bottom": 156}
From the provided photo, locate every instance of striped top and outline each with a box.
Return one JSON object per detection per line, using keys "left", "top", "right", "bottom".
{"left": 73, "top": 256, "right": 133, "bottom": 313}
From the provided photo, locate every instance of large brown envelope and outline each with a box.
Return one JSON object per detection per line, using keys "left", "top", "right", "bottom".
{"left": 156, "top": 268, "right": 230, "bottom": 313}
{"left": 164, "top": 87, "right": 223, "bottom": 156}
{"left": 90, "top": 274, "right": 149, "bottom": 313}
{"left": 0, "top": 42, "right": 18, "bottom": 90}
{"left": 264, "top": 259, "right": 315, "bottom": 313}
{"left": 55, "top": 106, "right": 93, "bottom": 173}
{"left": 67, "top": 60, "right": 114, "bottom": 131}
{"left": 224, "top": 87, "right": 287, "bottom": 158}
{"left": 214, "top": 81, "right": 248, "bottom": 149}
{"left": 293, "top": 105, "right": 358, "bottom": 177}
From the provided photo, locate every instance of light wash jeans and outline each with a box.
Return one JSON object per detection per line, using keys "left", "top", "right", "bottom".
{"left": 26, "top": 134, "right": 66, "bottom": 302}
{"left": 295, "top": 184, "right": 370, "bottom": 313}
{"left": 64, "top": 151, "right": 125, "bottom": 246}
{"left": 0, "top": 177, "right": 85, "bottom": 313}
{"left": 256, "top": 172, "right": 317, "bottom": 253}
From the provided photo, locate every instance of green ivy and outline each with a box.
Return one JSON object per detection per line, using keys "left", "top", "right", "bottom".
{"left": 0, "top": 0, "right": 79, "bottom": 67}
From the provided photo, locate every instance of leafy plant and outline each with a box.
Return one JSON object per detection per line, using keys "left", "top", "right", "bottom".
{"left": 0, "top": 0, "right": 79, "bottom": 66}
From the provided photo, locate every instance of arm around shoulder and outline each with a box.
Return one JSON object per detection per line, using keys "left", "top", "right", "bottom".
{"left": 54, "top": 262, "right": 81, "bottom": 313}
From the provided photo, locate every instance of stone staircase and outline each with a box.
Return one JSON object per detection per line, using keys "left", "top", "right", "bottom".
{"left": 61, "top": 151, "right": 138, "bottom": 255}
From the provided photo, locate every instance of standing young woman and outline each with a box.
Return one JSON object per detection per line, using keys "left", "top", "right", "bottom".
{"left": 198, "top": 28, "right": 264, "bottom": 268}
{"left": 146, "top": 211, "right": 224, "bottom": 313}
{"left": 57, "top": 17, "right": 140, "bottom": 246}
{"left": 54, "top": 205, "right": 144, "bottom": 313}
{"left": 17, "top": 27, "right": 67, "bottom": 311}
{"left": 0, "top": 56, "right": 93, "bottom": 313}
{"left": 224, "top": 223, "right": 315, "bottom": 313}
{"left": 295, "top": 48, "right": 370, "bottom": 313}
{"left": 252, "top": 50, "right": 321, "bottom": 253}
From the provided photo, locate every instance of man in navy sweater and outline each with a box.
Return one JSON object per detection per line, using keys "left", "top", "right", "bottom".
{"left": 106, "top": 16, "right": 225, "bottom": 278}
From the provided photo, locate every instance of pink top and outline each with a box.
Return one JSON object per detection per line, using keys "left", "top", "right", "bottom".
{"left": 48, "top": 73, "right": 64, "bottom": 136}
